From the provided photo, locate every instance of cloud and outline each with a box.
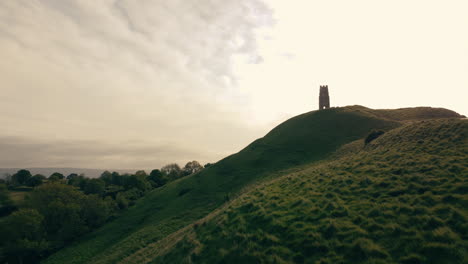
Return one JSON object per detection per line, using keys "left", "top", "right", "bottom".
{"left": 4, "top": 0, "right": 465, "bottom": 170}
{"left": 0, "top": 136, "right": 216, "bottom": 169}
{"left": 0, "top": 0, "right": 273, "bottom": 168}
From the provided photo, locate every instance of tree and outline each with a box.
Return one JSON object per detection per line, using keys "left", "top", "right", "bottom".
{"left": 111, "top": 172, "right": 126, "bottom": 186}
{"left": 49, "top": 172, "right": 64, "bottom": 181}
{"left": 100, "top": 171, "right": 113, "bottom": 186}
{"left": 124, "top": 175, "right": 150, "bottom": 191}
{"left": 135, "top": 170, "right": 147, "bottom": 177}
{"left": 81, "top": 195, "right": 111, "bottom": 228}
{"left": 83, "top": 179, "right": 106, "bottom": 196}
{"left": 0, "top": 182, "right": 116, "bottom": 263}
{"left": 161, "top": 163, "right": 182, "bottom": 181}
{"left": 0, "top": 209, "right": 48, "bottom": 264}
{"left": 68, "top": 174, "right": 85, "bottom": 187}
{"left": 182, "top": 161, "right": 203, "bottom": 176}
{"left": 115, "top": 192, "right": 129, "bottom": 209}
{"left": 147, "top": 169, "right": 167, "bottom": 187}
{"left": 66, "top": 173, "right": 78, "bottom": 180}
{"left": 0, "top": 184, "right": 16, "bottom": 217}
{"left": 118, "top": 188, "right": 143, "bottom": 205}
{"left": 27, "top": 184, "right": 86, "bottom": 241}
{"left": 3, "top": 173, "right": 12, "bottom": 184}
{"left": 26, "top": 174, "right": 46, "bottom": 187}
{"left": 26, "top": 183, "right": 111, "bottom": 246}
{"left": 0, "top": 184, "right": 12, "bottom": 207}
{"left": 12, "top": 169, "right": 32, "bottom": 186}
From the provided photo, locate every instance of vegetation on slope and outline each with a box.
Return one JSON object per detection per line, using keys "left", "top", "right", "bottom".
{"left": 348, "top": 105, "right": 464, "bottom": 122}
{"left": 155, "top": 119, "right": 467, "bottom": 264}
{"left": 0, "top": 162, "right": 204, "bottom": 263}
{"left": 43, "top": 106, "right": 463, "bottom": 264}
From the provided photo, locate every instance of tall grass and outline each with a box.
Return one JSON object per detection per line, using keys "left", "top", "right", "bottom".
{"left": 155, "top": 119, "right": 467, "bottom": 263}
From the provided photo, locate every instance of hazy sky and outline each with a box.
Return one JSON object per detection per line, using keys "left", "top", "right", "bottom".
{"left": 1, "top": 0, "right": 467, "bottom": 169}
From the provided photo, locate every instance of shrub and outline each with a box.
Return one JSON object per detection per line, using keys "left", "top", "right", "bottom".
{"left": 178, "top": 188, "right": 191, "bottom": 196}
{"left": 116, "top": 193, "right": 129, "bottom": 209}
{"left": 365, "top": 130, "right": 385, "bottom": 145}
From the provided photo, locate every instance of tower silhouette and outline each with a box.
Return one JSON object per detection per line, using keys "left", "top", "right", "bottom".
{"left": 319, "top": 85, "right": 330, "bottom": 110}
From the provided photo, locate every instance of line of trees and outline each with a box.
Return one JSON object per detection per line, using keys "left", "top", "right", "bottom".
{"left": 0, "top": 161, "right": 207, "bottom": 264}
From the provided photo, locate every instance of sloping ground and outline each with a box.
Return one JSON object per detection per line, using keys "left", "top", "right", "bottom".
{"left": 349, "top": 105, "right": 464, "bottom": 122}
{"left": 44, "top": 106, "right": 463, "bottom": 264}
{"left": 155, "top": 119, "right": 467, "bottom": 264}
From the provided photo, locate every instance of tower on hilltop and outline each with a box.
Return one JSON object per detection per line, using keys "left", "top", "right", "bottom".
{"left": 319, "top": 85, "right": 330, "bottom": 110}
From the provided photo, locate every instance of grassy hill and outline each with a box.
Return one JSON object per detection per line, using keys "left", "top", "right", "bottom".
{"left": 153, "top": 118, "right": 467, "bottom": 264}
{"left": 44, "top": 106, "right": 465, "bottom": 264}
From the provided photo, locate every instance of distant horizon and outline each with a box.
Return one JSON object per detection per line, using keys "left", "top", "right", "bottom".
{"left": 1, "top": 104, "right": 465, "bottom": 172}
{"left": 0, "top": 167, "right": 146, "bottom": 179}
{"left": 1, "top": 104, "right": 466, "bottom": 171}
{"left": 0, "top": 167, "right": 143, "bottom": 171}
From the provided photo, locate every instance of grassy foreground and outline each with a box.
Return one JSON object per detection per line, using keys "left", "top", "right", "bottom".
{"left": 155, "top": 119, "right": 468, "bottom": 264}
{"left": 44, "top": 106, "right": 464, "bottom": 264}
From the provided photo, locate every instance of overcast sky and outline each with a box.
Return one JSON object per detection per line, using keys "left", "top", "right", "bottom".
{"left": 1, "top": 0, "right": 467, "bottom": 170}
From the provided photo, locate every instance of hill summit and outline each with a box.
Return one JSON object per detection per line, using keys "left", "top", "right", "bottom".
{"left": 44, "top": 106, "right": 466, "bottom": 264}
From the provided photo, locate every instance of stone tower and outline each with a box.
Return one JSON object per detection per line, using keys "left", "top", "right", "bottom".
{"left": 319, "top": 85, "right": 330, "bottom": 110}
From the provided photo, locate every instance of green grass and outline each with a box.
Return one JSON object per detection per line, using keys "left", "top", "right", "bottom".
{"left": 43, "top": 106, "right": 464, "bottom": 264}
{"left": 8, "top": 186, "right": 33, "bottom": 205}
{"left": 9, "top": 191, "right": 28, "bottom": 204}
{"left": 154, "top": 119, "right": 467, "bottom": 264}
{"left": 351, "top": 105, "right": 462, "bottom": 122}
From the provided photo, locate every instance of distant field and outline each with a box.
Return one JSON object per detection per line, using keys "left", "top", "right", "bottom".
{"left": 0, "top": 168, "right": 138, "bottom": 179}
{"left": 9, "top": 189, "right": 30, "bottom": 203}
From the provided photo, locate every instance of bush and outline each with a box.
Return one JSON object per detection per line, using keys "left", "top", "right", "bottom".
{"left": 27, "top": 174, "right": 46, "bottom": 187}
{"left": 178, "top": 188, "right": 191, "bottom": 197}
{"left": 0, "top": 209, "right": 48, "bottom": 263}
{"left": 365, "top": 130, "right": 385, "bottom": 144}
{"left": 83, "top": 179, "right": 106, "bottom": 196}
{"left": 116, "top": 193, "right": 129, "bottom": 209}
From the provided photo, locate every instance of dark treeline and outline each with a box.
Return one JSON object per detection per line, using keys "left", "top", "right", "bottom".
{"left": 0, "top": 161, "right": 208, "bottom": 264}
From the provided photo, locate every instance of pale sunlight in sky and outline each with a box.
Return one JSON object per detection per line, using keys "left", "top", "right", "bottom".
{"left": 235, "top": 0, "right": 467, "bottom": 125}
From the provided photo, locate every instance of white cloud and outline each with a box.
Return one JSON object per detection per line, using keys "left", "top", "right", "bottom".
{"left": 0, "top": 0, "right": 274, "bottom": 168}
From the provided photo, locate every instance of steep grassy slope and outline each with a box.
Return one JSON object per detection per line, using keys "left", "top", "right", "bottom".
{"left": 44, "top": 106, "right": 463, "bottom": 264}
{"left": 155, "top": 119, "right": 467, "bottom": 264}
